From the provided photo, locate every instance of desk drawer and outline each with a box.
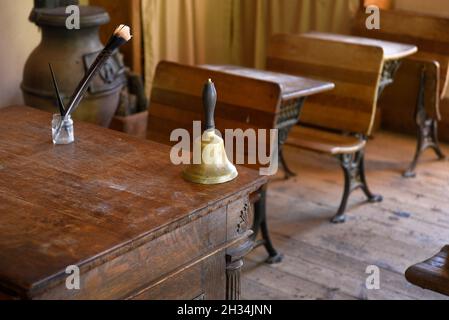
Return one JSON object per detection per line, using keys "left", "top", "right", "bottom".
{"left": 33, "top": 207, "right": 227, "bottom": 300}
{"left": 130, "top": 251, "right": 226, "bottom": 300}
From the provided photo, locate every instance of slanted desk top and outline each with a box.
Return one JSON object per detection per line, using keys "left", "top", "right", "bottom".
{"left": 0, "top": 106, "right": 266, "bottom": 299}
{"left": 304, "top": 31, "right": 418, "bottom": 61}
{"left": 201, "top": 64, "right": 335, "bottom": 101}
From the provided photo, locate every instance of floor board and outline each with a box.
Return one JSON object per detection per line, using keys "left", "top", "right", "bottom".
{"left": 242, "top": 131, "right": 449, "bottom": 300}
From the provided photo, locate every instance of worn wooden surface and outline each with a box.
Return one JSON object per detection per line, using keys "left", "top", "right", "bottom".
{"left": 243, "top": 131, "right": 449, "bottom": 300}
{"left": 406, "top": 246, "right": 449, "bottom": 297}
{"left": 287, "top": 126, "right": 366, "bottom": 155}
{"left": 304, "top": 32, "right": 417, "bottom": 61}
{"left": 201, "top": 65, "right": 334, "bottom": 101}
{"left": 0, "top": 106, "right": 266, "bottom": 299}
{"left": 268, "top": 33, "right": 385, "bottom": 136}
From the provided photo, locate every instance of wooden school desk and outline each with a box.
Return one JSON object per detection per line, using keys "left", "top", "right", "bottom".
{"left": 201, "top": 64, "right": 334, "bottom": 179}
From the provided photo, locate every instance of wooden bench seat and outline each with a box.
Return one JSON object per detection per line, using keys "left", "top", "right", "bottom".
{"left": 287, "top": 126, "right": 366, "bottom": 155}
{"left": 267, "top": 33, "right": 385, "bottom": 223}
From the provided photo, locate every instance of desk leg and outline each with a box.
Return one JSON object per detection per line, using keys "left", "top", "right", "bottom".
{"left": 278, "top": 123, "right": 296, "bottom": 179}
{"left": 279, "top": 145, "right": 296, "bottom": 179}
{"left": 277, "top": 98, "right": 306, "bottom": 179}
{"left": 332, "top": 148, "right": 383, "bottom": 223}
{"left": 226, "top": 239, "right": 253, "bottom": 300}
{"left": 225, "top": 257, "right": 243, "bottom": 300}
{"left": 378, "top": 60, "right": 402, "bottom": 97}
{"left": 403, "top": 67, "right": 446, "bottom": 178}
{"left": 251, "top": 187, "right": 283, "bottom": 264}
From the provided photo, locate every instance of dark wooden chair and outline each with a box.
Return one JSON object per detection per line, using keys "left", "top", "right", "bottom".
{"left": 267, "top": 33, "right": 385, "bottom": 223}
{"left": 353, "top": 8, "right": 448, "bottom": 177}
{"left": 147, "top": 61, "right": 285, "bottom": 263}
{"left": 406, "top": 245, "right": 449, "bottom": 297}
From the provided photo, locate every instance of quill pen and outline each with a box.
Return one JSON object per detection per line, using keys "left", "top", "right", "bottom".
{"left": 49, "top": 63, "right": 65, "bottom": 116}
{"left": 63, "top": 25, "right": 132, "bottom": 118}
{"left": 52, "top": 24, "right": 132, "bottom": 139}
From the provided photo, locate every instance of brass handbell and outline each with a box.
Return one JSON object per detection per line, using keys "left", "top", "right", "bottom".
{"left": 183, "top": 79, "right": 238, "bottom": 185}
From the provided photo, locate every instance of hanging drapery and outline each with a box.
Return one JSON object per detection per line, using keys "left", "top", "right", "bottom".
{"left": 142, "top": 0, "right": 359, "bottom": 93}
{"left": 142, "top": 0, "right": 235, "bottom": 93}
{"left": 232, "top": 0, "right": 360, "bottom": 68}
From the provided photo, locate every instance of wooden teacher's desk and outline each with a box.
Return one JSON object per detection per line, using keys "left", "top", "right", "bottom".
{"left": 0, "top": 106, "right": 266, "bottom": 300}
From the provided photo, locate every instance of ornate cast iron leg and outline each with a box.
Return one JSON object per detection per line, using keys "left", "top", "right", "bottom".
{"left": 404, "top": 68, "right": 446, "bottom": 178}
{"left": 279, "top": 147, "right": 296, "bottom": 179}
{"left": 378, "top": 60, "right": 402, "bottom": 97}
{"left": 252, "top": 187, "right": 283, "bottom": 264}
{"left": 331, "top": 149, "right": 383, "bottom": 224}
{"left": 277, "top": 98, "right": 306, "bottom": 179}
{"left": 431, "top": 121, "right": 446, "bottom": 160}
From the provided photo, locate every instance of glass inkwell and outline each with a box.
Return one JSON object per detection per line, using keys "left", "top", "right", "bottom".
{"left": 52, "top": 114, "right": 74, "bottom": 145}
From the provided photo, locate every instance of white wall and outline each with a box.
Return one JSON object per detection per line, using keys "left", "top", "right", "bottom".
{"left": 0, "top": 0, "right": 40, "bottom": 107}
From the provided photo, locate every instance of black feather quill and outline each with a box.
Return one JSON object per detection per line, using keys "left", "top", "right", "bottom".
{"left": 49, "top": 63, "right": 66, "bottom": 116}
{"left": 51, "top": 24, "right": 132, "bottom": 139}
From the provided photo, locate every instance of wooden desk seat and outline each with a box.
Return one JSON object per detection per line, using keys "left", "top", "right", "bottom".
{"left": 353, "top": 9, "right": 448, "bottom": 177}
{"left": 405, "top": 245, "right": 449, "bottom": 297}
{"left": 148, "top": 61, "right": 286, "bottom": 263}
{"left": 287, "top": 127, "right": 366, "bottom": 155}
{"left": 267, "top": 33, "right": 385, "bottom": 223}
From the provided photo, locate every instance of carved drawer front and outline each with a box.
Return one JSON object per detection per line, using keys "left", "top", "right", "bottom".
{"left": 226, "top": 196, "right": 252, "bottom": 242}
{"left": 33, "top": 208, "right": 227, "bottom": 300}
{"left": 131, "top": 251, "right": 226, "bottom": 300}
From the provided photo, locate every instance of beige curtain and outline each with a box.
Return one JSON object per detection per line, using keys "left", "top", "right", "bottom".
{"left": 233, "top": 0, "right": 360, "bottom": 68}
{"left": 142, "top": 0, "right": 359, "bottom": 93}
{"left": 142, "top": 0, "right": 235, "bottom": 93}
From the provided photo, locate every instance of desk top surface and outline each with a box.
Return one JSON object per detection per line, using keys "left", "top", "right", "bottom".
{"left": 0, "top": 106, "right": 266, "bottom": 295}
{"left": 304, "top": 32, "right": 418, "bottom": 61}
{"left": 201, "top": 64, "right": 335, "bottom": 101}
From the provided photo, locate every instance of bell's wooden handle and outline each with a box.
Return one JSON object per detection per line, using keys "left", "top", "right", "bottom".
{"left": 203, "top": 79, "right": 217, "bottom": 131}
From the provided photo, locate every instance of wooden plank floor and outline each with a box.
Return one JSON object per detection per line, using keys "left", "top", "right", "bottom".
{"left": 243, "top": 131, "right": 449, "bottom": 300}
